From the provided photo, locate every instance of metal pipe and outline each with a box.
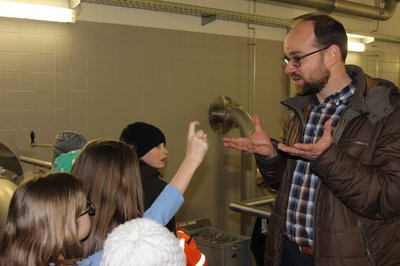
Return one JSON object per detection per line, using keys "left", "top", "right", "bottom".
{"left": 30, "top": 144, "right": 52, "bottom": 148}
{"left": 228, "top": 108, "right": 256, "bottom": 202}
{"left": 19, "top": 156, "right": 52, "bottom": 169}
{"left": 229, "top": 203, "right": 272, "bottom": 219}
{"left": 226, "top": 106, "right": 256, "bottom": 236}
{"left": 230, "top": 195, "right": 275, "bottom": 219}
{"left": 30, "top": 131, "right": 52, "bottom": 148}
{"left": 228, "top": 107, "right": 255, "bottom": 138}
{"left": 336, "top": 0, "right": 398, "bottom": 20}
{"left": 265, "top": 0, "right": 399, "bottom": 20}
{"left": 209, "top": 96, "right": 257, "bottom": 235}
{"left": 239, "top": 195, "right": 276, "bottom": 207}
{"left": 209, "top": 98, "right": 256, "bottom": 201}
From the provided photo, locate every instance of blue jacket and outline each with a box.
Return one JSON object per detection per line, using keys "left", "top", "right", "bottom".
{"left": 77, "top": 184, "right": 183, "bottom": 265}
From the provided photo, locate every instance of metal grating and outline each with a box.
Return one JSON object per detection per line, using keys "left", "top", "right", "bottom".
{"left": 81, "top": 0, "right": 400, "bottom": 43}
{"left": 81, "top": 0, "right": 290, "bottom": 28}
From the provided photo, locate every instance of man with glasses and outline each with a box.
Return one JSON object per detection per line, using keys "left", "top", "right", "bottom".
{"left": 224, "top": 13, "right": 400, "bottom": 266}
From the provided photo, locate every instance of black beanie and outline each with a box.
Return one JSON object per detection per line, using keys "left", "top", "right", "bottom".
{"left": 119, "top": 122, "right": 166, "bottom": 158}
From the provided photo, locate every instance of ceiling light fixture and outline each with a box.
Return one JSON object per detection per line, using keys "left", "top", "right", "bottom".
{"left": 347, "top": 33, "right": 374, "bottom": 53}
{"left": 0, "top": 0, "right": 80, "bottom": 23}
{"left": 347, "top": 33, "right": 375, "bottom": 44}
{"left": 348, "top": 41, "right": 366, "bottom": 52}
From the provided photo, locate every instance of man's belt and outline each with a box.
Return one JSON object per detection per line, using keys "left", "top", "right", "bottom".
{"left": 297, "top": 244, "right": 314, "bottom": 255}
{"left": 285, "top": 237, "right": 314, "bottom": 255}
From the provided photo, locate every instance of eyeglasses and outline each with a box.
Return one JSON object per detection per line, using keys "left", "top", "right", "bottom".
{"left": 281, "top": 46, "right": 330, "bottom": 68}
{"left": 79, "top": 201, "right": 96, "bottom": 217}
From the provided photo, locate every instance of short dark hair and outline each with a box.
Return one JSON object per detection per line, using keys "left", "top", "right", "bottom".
{"left": 292, "top": 13, "right": 348, "bottom": 62}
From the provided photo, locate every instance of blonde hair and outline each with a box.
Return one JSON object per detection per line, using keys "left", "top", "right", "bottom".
{"left": 72, "top": 139, "right": 144, "bottom": 257}
{"left": 0, "top": 172, "right": 86, "bottom": 266}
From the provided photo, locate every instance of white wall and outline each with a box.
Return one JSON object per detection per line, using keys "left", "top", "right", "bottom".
{"left": 77, "top": 1, "right": 400, "bottom": 85}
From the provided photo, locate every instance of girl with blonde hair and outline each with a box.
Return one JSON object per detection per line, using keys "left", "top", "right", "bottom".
{"left": 0, "top": 172, "right": 95, "bottom": 266}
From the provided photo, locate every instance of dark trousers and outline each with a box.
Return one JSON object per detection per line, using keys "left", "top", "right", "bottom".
{"left": 250, "top": 218, "right": 266, "bottom": 266}
{"left": 280, "top": 238, "right": 314, "bottom": 266}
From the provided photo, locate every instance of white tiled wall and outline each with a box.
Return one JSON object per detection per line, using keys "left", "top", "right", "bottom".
{"left": 347, "top": 41, "right": 400, "bottom": 84}
{"left": 0, "top": 17, "right": 287, "bottom": 233}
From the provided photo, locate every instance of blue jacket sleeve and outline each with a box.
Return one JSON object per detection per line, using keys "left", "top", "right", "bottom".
{"left": 76, "top": 185, "right": 184, "bottom": 266}
{"left": 143, "top": 184, "right": 184, "bottom": 225}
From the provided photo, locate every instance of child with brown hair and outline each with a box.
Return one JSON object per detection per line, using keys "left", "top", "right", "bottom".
{"left": 73, "top": 121, "right": 208, "bottom": 265}
{"left": 0, "top": 172, "right": 93, "bottom": 266}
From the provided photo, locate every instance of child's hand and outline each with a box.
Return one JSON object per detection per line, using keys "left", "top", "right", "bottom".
{"left": 170, "top": 121, "right": 209, "bottom": 194}
{"left": 186, "top": 121, "right": 209, "bottom": 163}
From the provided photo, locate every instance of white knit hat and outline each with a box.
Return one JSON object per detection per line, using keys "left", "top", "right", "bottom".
{"left": 101, "top": 218, "right": 186, "bottom": 266}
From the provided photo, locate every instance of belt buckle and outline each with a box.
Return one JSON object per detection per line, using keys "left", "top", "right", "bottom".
{"left": 299, "top": 245, "right": 314, "bottom": 255}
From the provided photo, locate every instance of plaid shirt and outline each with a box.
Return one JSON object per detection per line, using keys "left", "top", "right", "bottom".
{"left": 286, "top": 81, "right": 355, "bottom": 248}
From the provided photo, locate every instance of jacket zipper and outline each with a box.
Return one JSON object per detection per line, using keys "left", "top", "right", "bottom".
{"left": 281, "top": 102, "right": 305, "bottom": 144}
{"left": 312, "top": 181, "right": 321, "bottom": 266}
{"left": 357, "top": 220, "right": 375, "bottom": 266}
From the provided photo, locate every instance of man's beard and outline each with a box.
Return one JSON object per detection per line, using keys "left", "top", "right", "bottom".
{"left": 297, "top": 63, "right": 330, "bottom": 96}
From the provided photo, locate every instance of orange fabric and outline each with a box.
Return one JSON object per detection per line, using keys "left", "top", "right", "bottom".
{"left": 176, "top": 228, "right": 206, "bottom": 266}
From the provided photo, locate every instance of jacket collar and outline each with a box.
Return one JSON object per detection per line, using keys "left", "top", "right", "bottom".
{"left": 347, "top": 64, "right": 398, "bottom": 124}
{"left": 281, "top": 65, "right": 397, "bottom": 125}
{"left": 139, "top": 160, "right": 161, "bottom": 178}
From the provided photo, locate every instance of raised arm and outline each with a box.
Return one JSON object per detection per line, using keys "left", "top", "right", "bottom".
{"left": 144, "top": 121, "right": 208, "bottom": 225}
{"left": 169, "top": 121, "right": 209, "bottom": 194}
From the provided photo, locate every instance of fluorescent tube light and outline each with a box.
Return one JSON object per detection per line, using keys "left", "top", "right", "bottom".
{"left": 348, "top": 41, "right": 365, "bottom": 52}
{"left": 347, "top": 33, "right": 375, "bottom": 44}
{"left": 0, "top": 0, "right": 77, "bottom": 23}
{"left": 346, "top": 33, "right": 374, "bottom": 52}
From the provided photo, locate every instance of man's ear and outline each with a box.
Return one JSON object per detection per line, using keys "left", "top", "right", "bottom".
{"left": 324, "top": 45, "right": 341, "bottom": 68}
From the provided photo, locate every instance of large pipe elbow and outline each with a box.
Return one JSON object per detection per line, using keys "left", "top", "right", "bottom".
{"left": 208, "top": 96, "right": 255, "bottom": 136}
{"left": 227, "top": 107, "right": 255, "bottom": 138}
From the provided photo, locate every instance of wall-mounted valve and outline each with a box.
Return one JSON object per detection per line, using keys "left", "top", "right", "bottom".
{"left": 29, "top": 131, "right": 52, "bottom": 148}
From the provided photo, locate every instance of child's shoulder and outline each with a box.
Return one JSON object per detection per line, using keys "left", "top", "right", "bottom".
{"left": 51, "top": 150, "right": 81, "bottom": 173}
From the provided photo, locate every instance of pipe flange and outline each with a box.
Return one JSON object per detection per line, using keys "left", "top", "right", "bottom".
{"left": 208, "top": 96, "right": 239, "bottom": 134}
